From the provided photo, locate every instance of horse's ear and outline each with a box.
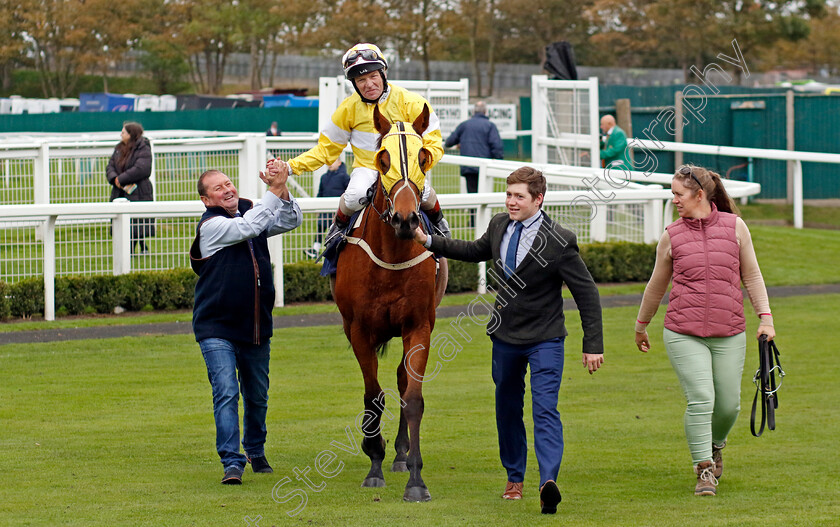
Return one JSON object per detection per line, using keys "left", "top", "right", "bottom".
{"left": 373, "top": 105, "right": 390, "bottom": 134}
{"left": 418, "top": 147, "right": 431, "bottom": 173}
{"left": 375, "top": 149, "right": 391, "bottom": 175}
{"left": 412, "top": 104, "right": 430, "bottom": 135}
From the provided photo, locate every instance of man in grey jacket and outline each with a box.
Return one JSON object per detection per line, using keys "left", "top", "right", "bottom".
{"left": 414, "top": 166, "right": 604, "bottom": 514}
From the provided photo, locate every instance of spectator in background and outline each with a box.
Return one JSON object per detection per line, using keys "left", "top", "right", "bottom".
{"left": 445, "top": 101, "right": 504, "bottom": 193}
{"left": 305, "top": 159, "right": 351, "bottom": 258}
{"left": 106, "top": 121, "right": 154, "bottom": 254}
{"left": 599, "top": 115, "right": 630, "bottom": 170}
{"left": 266, "top": 121, "right": 281, "bottom": 136}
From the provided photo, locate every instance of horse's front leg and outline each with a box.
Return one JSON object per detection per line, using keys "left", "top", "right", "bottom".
{"left": 350, "top": 328, "right": 387, "bottom": 488}
{"left": 391, "top": 361, "right": 409, "bottom": 473}
{"left": 401, "top": 326, "right": 432, "bottom": 502}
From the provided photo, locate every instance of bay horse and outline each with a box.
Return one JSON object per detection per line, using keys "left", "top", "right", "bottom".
{"left": 331, "top": 104, "right": 448, "bottom": 502}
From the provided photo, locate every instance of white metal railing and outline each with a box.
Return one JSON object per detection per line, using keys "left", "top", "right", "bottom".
{"left": 1, "top": 128, "right": 771, "bottom": 321}
{"left": 629, "top": 138, "right": 840, "bottom": 229}
{"left": 2, "top": 153, "right": 764, "bottom": 321}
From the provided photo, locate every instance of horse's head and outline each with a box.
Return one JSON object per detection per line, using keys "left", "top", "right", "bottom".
{"left": 372, "top": 104, "right": 433, "bottom": 240}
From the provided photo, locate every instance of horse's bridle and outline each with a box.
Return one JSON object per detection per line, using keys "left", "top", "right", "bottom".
{"left": 345, "top": 120, "right": 435, "bottom": 271}
{"left": 378, "top": 122, "right": 424, "bottom": 225}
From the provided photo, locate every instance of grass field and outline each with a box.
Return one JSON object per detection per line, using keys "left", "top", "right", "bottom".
{"left": 1, "top": 293, "right": 838, "bottom": 526}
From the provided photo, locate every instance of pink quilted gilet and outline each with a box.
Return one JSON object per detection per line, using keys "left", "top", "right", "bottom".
{"left": 664, "top": 204, "right": 745, "bottom": 337}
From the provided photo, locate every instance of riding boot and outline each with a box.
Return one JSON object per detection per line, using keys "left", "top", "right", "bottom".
{"left": 323, "top": 209, "right": 352, "bottom": 248}
{"left": 423, "top": 201, "right": 451, "bottom": 238}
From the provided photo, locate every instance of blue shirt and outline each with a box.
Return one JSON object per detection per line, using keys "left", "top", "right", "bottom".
{"left": 499, "top": 210, "right": 543, "bottom": 271}
{"left": 198, "top": 192, "right": 302, "bottom": 258}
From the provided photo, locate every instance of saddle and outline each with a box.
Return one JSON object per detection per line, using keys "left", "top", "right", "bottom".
{"left": 318, "top": 207, "right": 437, "bottom": 277}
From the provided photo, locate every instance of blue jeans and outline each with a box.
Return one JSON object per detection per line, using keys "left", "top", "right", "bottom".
{"left": 199, "top": 338, "right": 270, "bottom": 469}
{"left": 491, "top": 336, "right": 565, "bottom": 487}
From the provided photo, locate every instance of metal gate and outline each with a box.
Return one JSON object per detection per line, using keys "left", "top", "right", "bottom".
{"left": 531, "top": 75, "right": 600, "bottom": 169}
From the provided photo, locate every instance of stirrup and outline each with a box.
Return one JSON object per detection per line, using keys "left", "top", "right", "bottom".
{"left": 323, "top": 222, "right": 344, "bottom": 246}
{"left": 432, "top": 216, "right": 451, "bottom": 238}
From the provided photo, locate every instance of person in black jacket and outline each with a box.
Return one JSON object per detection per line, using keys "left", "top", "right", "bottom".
{"left": 106, "top": 122, "right": 154, "bottom": 254}
{"left": 413, "top": 166, "right": 604, "bottom": 514}
{"left": 445, "top": 101, "right": 504, "bottom": 193}
{"left": 189, "top": 163, "right": 302, "bottom": 485}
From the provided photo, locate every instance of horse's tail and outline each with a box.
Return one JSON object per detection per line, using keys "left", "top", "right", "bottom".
{"left": 375, "top": 341, "right": 389, "bottom": 358}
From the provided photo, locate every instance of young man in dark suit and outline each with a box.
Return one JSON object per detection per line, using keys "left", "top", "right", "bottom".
{"left": 414, "top": 166, "right": 604, "bottom": 514}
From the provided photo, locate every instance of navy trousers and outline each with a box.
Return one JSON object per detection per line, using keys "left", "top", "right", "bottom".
{"left": 491, "top": 336, "right": 565, "bottom": 487}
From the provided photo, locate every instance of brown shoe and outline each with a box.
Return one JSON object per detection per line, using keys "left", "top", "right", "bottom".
{"left": 502, "top": 481, "right": 523, "bottom": 500}
{"left": 539, "top": 480, "right": 562, "bottom": 514}
{"left": 694, "top": 460, "right": 718, "bottom": 496}
{"left": 712, "top": 442, "right": 725, "bottom": 479}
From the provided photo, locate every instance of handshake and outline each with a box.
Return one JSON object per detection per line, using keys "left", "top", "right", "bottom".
{"left": 260, "top": 159, "right": 291, "bottom": 199}
{"left": 260, "top": 159, "right": 290, "bottom": 187}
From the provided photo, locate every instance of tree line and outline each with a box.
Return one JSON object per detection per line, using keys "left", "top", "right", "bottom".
{"left": 2, "top": 0, "right": 837, "bottom": 98}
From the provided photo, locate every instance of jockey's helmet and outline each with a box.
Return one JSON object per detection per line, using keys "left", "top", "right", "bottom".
{"left": 342, "top": 43, "right": 388, "bottom": 80}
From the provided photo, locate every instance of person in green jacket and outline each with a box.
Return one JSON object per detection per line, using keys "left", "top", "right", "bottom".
{"left": 599, "top": 114, "right": 631, "bottom": 170}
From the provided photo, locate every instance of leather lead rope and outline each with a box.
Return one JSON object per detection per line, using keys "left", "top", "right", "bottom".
{"left": 750, "top": 335, "right": 785, "bottom": 437}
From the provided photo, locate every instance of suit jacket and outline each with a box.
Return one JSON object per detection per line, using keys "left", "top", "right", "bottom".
{"left": 428, "top": 211, "right": 603, "bottom": 353}
{"left": 600, "top": 125, "right": 630, "bottom": 170}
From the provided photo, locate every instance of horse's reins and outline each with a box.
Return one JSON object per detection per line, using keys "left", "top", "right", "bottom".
{"left": 344, "top": 122, "right": 433, "bottom": 271}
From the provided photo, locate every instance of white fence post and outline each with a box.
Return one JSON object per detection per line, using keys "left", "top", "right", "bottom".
{"left": 34, "top": 142, "right": 50, "bottom": 204}
{"left": 269, "top": 234, "right": 285, "bottom": 307}
{"left": 43, "top": 216, "right": 56, "bottom": 321}
{"left": 588, "top": 76, "right": 600, "bottom": 170}
{"left": 33, "top": 143, "right": 50, "bottom": 242}
{"left": 475, "top": 198, "right": 492, "bottom": 294}
{"left": 237, "top": 134, "right": 263, "bottom": 200}
{"left": 793, "top": 160, "right": 803, "bottom": 229}
{"left": 531, "top": 75, "right": 548, "bottom": 164}
{"left": 643, "top": 199, "right": 664, "bottom": 243}
{"left": 112, "top": 212, "right": 131, "bottom": 274}
{"left": 591, "top": 205, "right": 608, "bottom": 242}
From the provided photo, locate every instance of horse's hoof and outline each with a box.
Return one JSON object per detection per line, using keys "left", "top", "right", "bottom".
{"left": 403, "top": 486, "right": 431, "bottom": 502}
{"left": 391, "top": 461, "right": 408, "bottom": 472}
{"left": 362, "top": 477, "right": 386, "bottom": 488}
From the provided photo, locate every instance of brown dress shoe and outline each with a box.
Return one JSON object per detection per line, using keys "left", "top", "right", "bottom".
{"left": 502, "top": 481, "right": 523, "bottom": 500}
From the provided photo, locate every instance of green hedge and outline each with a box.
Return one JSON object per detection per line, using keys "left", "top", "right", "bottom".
{"left": 579, "top": 242, "right": 656, "bottom": 283}
{"left": 0, "top": 242, "right": 656, "bottom": 319}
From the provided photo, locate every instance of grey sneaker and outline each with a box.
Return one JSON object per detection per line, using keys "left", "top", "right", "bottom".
{"left": 694, "top": 460, "right": 718, "bottom": 496}
{"left": 712, "top": 442, "right": 725, "bottom": 479}
{"left": 222, "top": 465, "right": 243, "bottom": 485}
{"left": 247, "top": 455, "right": 273, "bottom": 474}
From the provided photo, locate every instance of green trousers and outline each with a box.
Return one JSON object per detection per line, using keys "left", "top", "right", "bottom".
{"left": 663, "top": 328, "right": 747, "bottom": 465}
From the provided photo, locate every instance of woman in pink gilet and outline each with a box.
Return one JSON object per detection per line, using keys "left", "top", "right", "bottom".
{"left": 634, "top": 165, "right": 776, "bottom": 497}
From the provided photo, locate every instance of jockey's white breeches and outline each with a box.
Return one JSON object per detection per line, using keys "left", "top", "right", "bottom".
{"left": 343, "top": 167, "right": 434, "bottom": 211}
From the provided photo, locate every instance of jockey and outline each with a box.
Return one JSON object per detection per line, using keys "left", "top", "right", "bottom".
{"left": 277, "top": 43, "right": 451, "bottom": 242}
